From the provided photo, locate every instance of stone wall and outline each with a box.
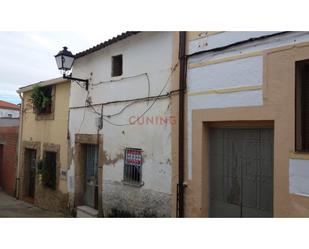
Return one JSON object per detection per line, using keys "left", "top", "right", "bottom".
{"left": 35, "top": 182, "right": 68, "bottom": 214}
{"left": 103, "top": 180, "right": 171, "bottom": 217}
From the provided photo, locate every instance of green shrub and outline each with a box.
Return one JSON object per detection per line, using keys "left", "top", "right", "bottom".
{"left": 30, "top": 84, "right": 51, "bottom": 113}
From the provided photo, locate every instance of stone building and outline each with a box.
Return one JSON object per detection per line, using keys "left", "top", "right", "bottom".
{"left": 16, "top": 77, "right": 70, "bottom": 213}
{"left": 66, "top": 32, "right": 180, "bottom": 217}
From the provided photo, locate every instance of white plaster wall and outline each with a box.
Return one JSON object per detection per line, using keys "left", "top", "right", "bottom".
{"left": 0, "top": 108, "right": 19, "bottom": 118}
{"left": 188, "top": 56, "right": 263, "bottom": 93}
{"left": 289, "top": 159, "right": 309, "bottom": 197}
{"left": 101, "top": 99, "right": 172, "bottom": 193}
{"left": 68, "top": 32, "right": 174, "bottom": 203}
{"left": 69, "top": 98, "right": 172, "bottom": 193}
{"left": 189, "top": 32, "right": 309, "bottom": 66}
{"left": 70, "top": 32, "right": 173, "bottom": 108}
{"left": 188, "top": 31, "right": 280, "bottom": 55}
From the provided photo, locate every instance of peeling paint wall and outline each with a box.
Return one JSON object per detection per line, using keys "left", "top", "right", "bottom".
{"left": 69, "top": 32, "right": 175, "bottom": 217}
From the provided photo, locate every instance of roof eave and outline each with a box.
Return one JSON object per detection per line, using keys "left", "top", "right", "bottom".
{"left": 74, "top": 31, "right": 140, "bottom": 59}
{"left": 17, "top": 77, "right": 69, "bottom": 93}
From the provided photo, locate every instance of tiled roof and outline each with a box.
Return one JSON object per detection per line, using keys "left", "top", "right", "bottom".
{"left": 0, "top": 100, "right": 19, "bottom": 110}
{"left": 75, "top": 31, "right": 140, "bottom": 59}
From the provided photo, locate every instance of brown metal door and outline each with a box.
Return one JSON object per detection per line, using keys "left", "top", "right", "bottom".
{"left": 209, "top": 127, "right": 274, "bottom": 217}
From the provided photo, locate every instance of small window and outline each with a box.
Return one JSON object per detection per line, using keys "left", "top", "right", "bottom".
{"left": 296, "top": 59, "right": 309, "bottom": 151}
{"left": 39, "top": 86, "right": 52, "bottom": 114}
{"left": 31, "top": 85, "right": 53, "bottom": 115}
{"left": 40, "top": 151, "right": 57, "bottom": 189}
{"left": 112, "top": 54, "right": 123, "bottom": 77}
{"left": 123, "top": 148, "right": 142, "bottom": 185}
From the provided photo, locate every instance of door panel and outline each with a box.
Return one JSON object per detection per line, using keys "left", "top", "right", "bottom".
{"left": 209, "top": 127, "right": 273, "bottom": 218}
{"left": 83, "top": 144, "right": 98, "bottom": 209}
{"left": 25, "top": 149, "right": 36, "bottom": 198}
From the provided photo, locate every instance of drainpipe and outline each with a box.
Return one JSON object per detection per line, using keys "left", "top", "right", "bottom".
{"left": 177, "top": 31, "right": 187, "bottom": 217}
{"left": 16, "top": 91, "right": 24, "bottom": 199}
{"left": 97, "top": 105, "right": 104, "bottom": 217}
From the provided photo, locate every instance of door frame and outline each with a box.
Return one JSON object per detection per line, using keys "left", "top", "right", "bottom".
{"left": 203, "top": 121, "right": 274, "bottom": 217}
{"left": 83, "top": 144, "right": 99, "bottom": 209}
{"left": 74, "top": 134, "right": 103, "bottom": 213}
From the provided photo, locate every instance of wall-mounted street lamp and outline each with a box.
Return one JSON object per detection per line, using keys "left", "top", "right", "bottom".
{"left": 55, "top": 47, "right": 89, "bottom": 91}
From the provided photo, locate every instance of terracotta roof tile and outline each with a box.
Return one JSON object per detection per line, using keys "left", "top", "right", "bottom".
{"left": 75, "top": 31, "right": 140, "bottom": 59}
{"left": 0, "top": 100, "right": 19, "bottom": 110}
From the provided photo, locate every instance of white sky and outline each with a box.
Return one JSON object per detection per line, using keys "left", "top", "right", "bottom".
{"left": 0, "top": 31, "right": 124, "bottom": 104}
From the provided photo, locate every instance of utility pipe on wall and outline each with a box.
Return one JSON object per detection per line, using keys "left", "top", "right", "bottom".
{"left": 15, "top": 92, "right": 24, "bottom": 199}
{"left": 177, "top": 31, "right": 187, "bottom": 217}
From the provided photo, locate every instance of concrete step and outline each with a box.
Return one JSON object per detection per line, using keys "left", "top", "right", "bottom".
{"left": 76, "top": 205, "right": 98, "bottom": 218}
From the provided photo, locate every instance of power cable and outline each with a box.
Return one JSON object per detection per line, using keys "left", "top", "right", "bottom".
{"left": 92, "top": 72, "right": 151, "bottom": 102}
{"left": 100, "top": 62, "right": 178, "bottom": 127}
{"left": 73, "top": 62, "right": 178, "bottom": 127}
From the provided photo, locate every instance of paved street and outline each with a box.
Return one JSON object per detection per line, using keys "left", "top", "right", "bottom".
{"left": 0, "top": 190, "right": 69, "bottom": 217}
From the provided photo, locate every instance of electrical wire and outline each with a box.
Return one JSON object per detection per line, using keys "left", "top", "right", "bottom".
{"left": 145, "top": 73, "right": 150, "bottom": 105}
{"left": 73, "top": 62, "right": 178, "bottom": 127}
{"left": 100, "top": 62, "right": 178, "bottom": 127}
{"left": 104, "top": 100, "right": 139, "bottom": 118}
{"left": 76, "top": 91, "right": 89, "bottom": 133}
{"left": 92, "top": 72, "right": 148, "bottom": 86}
{"left": 92, "top": 72, "right": 151, "bottom": 103}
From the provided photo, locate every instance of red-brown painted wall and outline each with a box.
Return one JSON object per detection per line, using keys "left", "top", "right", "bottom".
{"left": 0, "top": 126, "right": 18, "bottom": 195}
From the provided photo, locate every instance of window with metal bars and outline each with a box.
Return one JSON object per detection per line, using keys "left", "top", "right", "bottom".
{"left": 123, "top": 148, "right": 142, "bottom": 185}
{"left": 296, "top": 59, "right": 309, "bottom": 152}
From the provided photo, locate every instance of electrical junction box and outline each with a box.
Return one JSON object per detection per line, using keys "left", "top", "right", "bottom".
{"left": 95, "top": 117, "right": 103, "bottom": 129}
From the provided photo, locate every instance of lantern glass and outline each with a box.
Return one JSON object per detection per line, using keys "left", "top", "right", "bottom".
{"left": 54, "top": 47, "right": 75, "bottom": 72}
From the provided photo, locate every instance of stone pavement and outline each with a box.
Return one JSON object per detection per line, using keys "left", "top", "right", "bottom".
{"left": 0, "top": 190, "right": 69, "bottom": 217}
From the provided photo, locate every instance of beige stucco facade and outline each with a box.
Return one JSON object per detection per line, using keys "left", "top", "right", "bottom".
{"left": 181, "top": 32, "right": 309, "bottom": 217}
{"left": 17, "top": 78, "right": 70, "bottom": 213}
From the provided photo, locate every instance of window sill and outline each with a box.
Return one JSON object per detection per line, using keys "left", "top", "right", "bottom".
{"left": 121, "top": 180, "right": 144, "bottom": 188}
{"left": 111, "top": 75, "right": 123, "bottom": 80}
{"left": 290, "top": 151, "right": 309, "bottom": 160}
{"left": 35, "top": 112, "right": 54, "bottom": 121}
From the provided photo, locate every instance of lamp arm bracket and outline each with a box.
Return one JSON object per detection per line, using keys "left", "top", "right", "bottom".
{"left": 63, "top": 74, "right": 89, "bottom": 91}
